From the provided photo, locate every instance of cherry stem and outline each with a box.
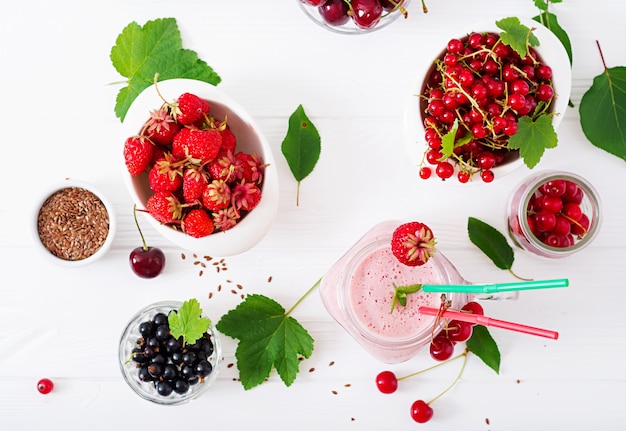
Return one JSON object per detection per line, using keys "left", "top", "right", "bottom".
{"left": 285, "top": 277, "right": 322, "bottom": 317}
{"left": 397, "top": 349, "right": 467, "bottom": 381}
{"left": 133, "top": 204, "right": 149, "bottom": 252}
{"left": 508, "top": 268, "right": 534, "bottom": 282}
{"left": 427, "top": 348, "right": 470, "bottom": 405}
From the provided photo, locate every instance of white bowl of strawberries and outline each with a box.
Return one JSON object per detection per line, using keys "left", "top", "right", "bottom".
{"left": 121, "top": 79, "right": 279, "bottom": 256}
{"left": 403, "top": 17, "right": 572, "bottom": 184}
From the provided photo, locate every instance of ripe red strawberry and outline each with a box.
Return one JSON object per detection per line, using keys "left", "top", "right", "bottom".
{"left": 212, "top": 206, "right": 240, "bottom": 232}
{"left": 144, "top": 106, "right": 181, "bottom": 145}
{"left": 172, "top": 127, "right": 222, "bottom": 164}
{"left": 234, "top": 151, "right": 265, "bottom": 184}
{"left": 207, "top": 150, "right": 236, "bottom": 183}
{"left": 175, "top": 93, "right": 210, "bottom": 125}
{"left": 202, "top": 179, "right": 231, "bottom": 212}
{"left": 220, "top": 126, "right": 237, "bottom": 153}
{"left": 124, "top": 135, "right": 154, "bottom": 176}
{"left": 231, "top": 181, "right": 262, "bottom": 213}
{"left": 183, "top": 209, "right": 215, "bottom": 238}
{"left": 391, "top": 222, "right": 437, "bottom": 266}
{"left": 146, "top": 192, "right": 182, "bottom": 224}
{"left": 149, "top": 156, "right": 183, "bottom": 193}
{"left": 182, "top": 166, "right": 208, "bottom": 203}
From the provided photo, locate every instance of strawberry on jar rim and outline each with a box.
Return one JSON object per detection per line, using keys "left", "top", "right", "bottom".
{"left": 391, "top": 221, "right": 437, "bottom": 266}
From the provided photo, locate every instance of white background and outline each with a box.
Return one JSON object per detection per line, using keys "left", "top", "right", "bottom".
{"left": 1, "top": 0, "right": 625, "bottom": 429}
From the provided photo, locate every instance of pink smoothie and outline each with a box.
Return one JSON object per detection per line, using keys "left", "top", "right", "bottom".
{"left": 348, "top": 246, "right": 442, "bottom": 340}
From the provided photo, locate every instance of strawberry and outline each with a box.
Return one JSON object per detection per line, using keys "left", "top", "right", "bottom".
{"left": 182, "top": 166, "right": 208, "bottom": 203}
{"left": 212, "top": 206, "right": 240, "bottom": 232}
{"left": 144, "top": 106, "right": 181, "bottom": 145}
{"left": 231, "top": 181, "right": 262, "bottom": 213}
{"left": 123, "top": 135, "right": 154, "bottom": 176}
{"left": 148, "top": 156, "right": 183, "bottom": 193}
{"left": 175, "top": 93, "right": 210, "bottom": 125}
{"left": 172, "top": 127, "right": 222, "bottom": 164}
{"left": 234, "top": 151, "right": 265, "bottom": 184}
{"left": 183, "top": 209, "right": 215, "bottom": 238}
{"left": 202, "top": 179, "right": 231, "bottom": 212}
{"left": 207, "top": 150, "right": 236, "bottom": 183}
{"left": 220, "top": 126, "right": 237, "bottom": 153}
{"left": 146, "top": 192, "right": 182, "bottom": 224}
{"left": 391, "top": 222, "right": 437, "bottom": 266}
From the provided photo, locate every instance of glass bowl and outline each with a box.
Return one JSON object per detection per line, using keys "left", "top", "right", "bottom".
{"left": 507, "top": 171, "right": 601, "bottom": 258}
{"left": 32, "top": 179, "right": 116, "bottom": 267}
{"left": 118, "top": 300, "right": 221, "bottom": 405}
{"left": 298, "top": 0, "right": 411, "bottom": 35}
{"left": 403, "top": 17, "right": 572, "bottom": 183}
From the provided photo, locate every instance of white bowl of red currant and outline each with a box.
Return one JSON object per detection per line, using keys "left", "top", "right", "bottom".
{"left": 121, "top": 78, "right": 279, "bottom": 257}
{"left": 298, "top": 0, "right": 411, "bottom": 34}
{"left": 403, "top": 17, "right": 572, "bottom": 183}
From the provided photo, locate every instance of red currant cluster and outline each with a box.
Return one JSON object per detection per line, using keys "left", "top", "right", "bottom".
{"left": 526, "top": 179, "right": 590, "bottom": 248}
{"left": 300, "top": 0, "right": 407, "bottom": 30}
{"left": 419, "top": 32, "right": 555, "bottom": 183}
{"left": 375, "top": 301, "right": 483, "bottom": 423}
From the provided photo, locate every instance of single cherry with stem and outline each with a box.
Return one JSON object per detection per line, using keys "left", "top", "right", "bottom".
{"left": 130, "top": 204, "right": 166, "bottom": 278}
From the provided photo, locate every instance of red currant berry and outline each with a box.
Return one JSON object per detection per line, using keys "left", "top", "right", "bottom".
{"left": 426, "top": 149, "right": 443, "bottom": 165}
{"left": 419, "top": 166, "right": 432, "bottom": 179}
{"left": 480, "top": 169, "right": 494, "bottom": 183}
{"left": 430, "top": 334, "right": 454, "bottom": 361}
{"left": 37, "top": 378, "right": 54, "bottom": 394}
{"left": 536, "top": 83, "right": 554, "bottom": 102}
{"left": 509, "top": 93, "right": 527, "bottom": 111}
{"left": 536, "top": 64, "right": 553, "bottom": 81}
{"left": 493, "top": 43, "right": 511, "bottom": 59}
{"left": 447, "top": 38, "right": 464, "bottom": 54}
{"left": 503, "top": 120, "right": 518, "bottom": 136}
{"left": 476, "top": 151, "right": 496, "bottom": 169}
{"left": 435, "top": 162, "right": 455, "bottom": 179}
{"left": 511, "top": 79, "right": 530, "bottom": 95}
{"left": 471, "top": 124, "right": 488, "bottom": 139}
{"left": 468, "top": 32, "right": 484, "bottom": 49}
{"left": 457, "top": 171, "right": 470, "bottom": 183}
{"left": 375, "top": 371, "right": 398, "bottom": 394}
{"left": 410, "top": 400, "right": 434, "bottom": 423}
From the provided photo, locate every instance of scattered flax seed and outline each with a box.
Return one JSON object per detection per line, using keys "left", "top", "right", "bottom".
{"left": 309, "top": 368, "right": 315, "bottom": 373}
{"left": 212, "top": 261, "right": 220, "bottom": 266}
{"left": 37, "top": 187, "right": 110, "bottom": 261}
{"left": 267, "top": 276, "right": 273, "bottom": 283}
{"left": 181, "top": 253, "right": 186, "bottom": 260}
{"left": 204, "top": 255, "right": 212, "bottom": 261}
{"left": 351, "top": 418, "right": 355, "bottom": 422}
{"left": 331, "top": 390, "right": 338, "bottom": 395}
{"left": 217, "top": 285, "right": 222, "bottom": 292}
{"left": 231, "top": 289, "right": 238, "bottom": 295}
{"left": 486, "top": 418, "right": 490, "bottom": 425}
{"left": 208, "top": 292, "right": 213, "bottom": 299}
{"left": 200, "top": 262, "right": 206, "bottom": 268}
{"left": 193, "top": 253, "right": 198, "bottom": 259}
{"left": 240, "top": 294, "right": 245, "bottom": 299}
{"left": 226, "top": 279, "right": 233, "bottom": 283}
{"left": 329, "top": 361, "right": 335, "bottom": 366}
{"left": 516, "top": 379, "right": 521, "bottom": 384}
{"left": 236, "top": 284, "right": 243, "bottom": 290}
{"left": 344, "top": 383, "right": 351, "bottom": 388}
{"left": 227, "top": 363, "right": 234, "bottom": 368}
{"left": 198, "top": 270, "right": 203, "bottom": 277}
{"left": 194, "top": 261, "right": 201, "bottom": 266}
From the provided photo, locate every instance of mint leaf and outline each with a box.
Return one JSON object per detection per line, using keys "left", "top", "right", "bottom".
{"left": 110, "top": 17, "right": 221, "bottom": 122}
{"left": 168, "top": 298, "right": 211, "bottom": 345}
{"left": 496, "top": 17, "right": 540, "bottom": 58}
{"left": 507, "top": 115, "right": 558, "bottom": 169}
{"left": 390, "top": 283, "right": 423, "bottom": 313}
{"left": 466, "top": 325, "right": 500, "bottom": 374}
{"left": 216, "top": 294, "right": 314, "bottom": 390}
{"left": 580, "top": 65, "right": 626, "bottom": 162}
{"left": 467, "top": 217, "right": 514, "bottom": 272}
{"left": 281, "top": 105, "right": 321, "bottom": 205}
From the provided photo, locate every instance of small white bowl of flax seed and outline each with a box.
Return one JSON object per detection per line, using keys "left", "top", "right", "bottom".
{"left": 33, "top": 179, "right": 116, "bottom": 267}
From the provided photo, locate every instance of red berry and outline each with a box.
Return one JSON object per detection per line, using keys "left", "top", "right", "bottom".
{"left": 563, "top": 202, "right": 583, "bottom": 221}
{"left": 419, "top": 166, "right": 432, "bottom": 179}
{"left": 391, "top": 221, "right": 437, "bottom": 267}
{"left": 540, "top": 179, "right": 566, "bottom": 197}
{"left": 480, "top": 169, "right": 494, "bottom": 183}
{"left": 375, "top": 371, "right": 398, "bottom": 394}
{"left": 410, "top": 400, "right": 434, "bottom": 423}
{"left": 435, "top": 162, "right": 454, "bottom": 179}
{"left": 430, "top": 334, "right": 454, "bottom": 361}
{"left": 457, "top": 171, "right": 470, "bottom": 183}
{"left": 534, "top": 210, "right": 557, "bottom": 232}
{"left": 445, "top": 320, "right": 473, "bottom": 342}
{"left": 37, "top": 378, "right": 54, "bottom": 394}
{"left": 461, "top": 301, "right": 484, "bottom": 316}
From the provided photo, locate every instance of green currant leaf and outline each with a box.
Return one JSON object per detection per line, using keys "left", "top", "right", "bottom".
{"left": 533, "top": 0, "right": 548, "bottom": 11}
{"left": 466, "top": 325, "right": 501, "bottom": 374}
{"left": 168, "top": 298, "right": 211, "bottom": 346}
{"left": 216, "top": 294, "right": 314, "bottom": 390}
{"left": 533, "top": 12, "right": 572, "bottom": 66}
{"left": 579, "top": 66, "right": 626, "bottom": 162}
{"left": 507, "top": 115, "right": 558, "bottom": 169}
{"left": 281, "top": 104, "right": 321, "bottom": 205}
{"left": 467, "top": 217, "right": 514, "bottom": 271}
{"left": 496, "top": 16, "right": 541, "bottom": 58}
{"left": 110, "top": 17, "right": 221, "bottom": 122}
{"left": 440, "top": 119, "right": 459, "bottom": 159}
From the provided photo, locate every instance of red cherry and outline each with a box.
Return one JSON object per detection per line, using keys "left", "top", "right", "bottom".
{"left": 130, "top": 205, "right": 165, "bottom": 278}
{"left": 375, "top": 371, "right": 398, "bottom": 394}
{"left": 445, "top": 320, "right": 473, "bottom": 342}
{"left": 461, "top": 301, "right": 484, "bottom": 317}
{"left": 430, "top": 334, "right": 454, "bottom": 361}
{"left": 37, "top": 378, "right": 54, "bottom": 394}
{"left": 410, "top": 400, "right": 434, "bottom": 423}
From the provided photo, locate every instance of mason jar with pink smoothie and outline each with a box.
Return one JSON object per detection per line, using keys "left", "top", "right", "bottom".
{"left": 320, "top": 220, "right": 469, "bottom": 364}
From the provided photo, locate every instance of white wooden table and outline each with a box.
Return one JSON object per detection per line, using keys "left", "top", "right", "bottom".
{"left": 2, "top": 1, "right": 625, "bottom": 429}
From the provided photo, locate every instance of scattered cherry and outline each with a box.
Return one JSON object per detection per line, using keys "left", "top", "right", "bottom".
{"left": 130, "top": 204, "right": 165, "bottom": 278}
{"left": 37, "top": 378, "right": 54, "bottom": 394}
{"left": 375, "top": 370, "right": 398, "bottom": 394}
{"left": 410, "top": 400, "right": 434, "bottom": 423}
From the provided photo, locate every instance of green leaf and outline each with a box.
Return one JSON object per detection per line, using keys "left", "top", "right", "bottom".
{"left": 281, "top": 104, "right": 321, "bottom": 205}
{"left": 168, "top": 298, "right": 211, "bottom": 345}
{"left": 533, "top": 12, "right": 573, "bottom": 66}
{"left": 390, "top": 283, "right": 423, "bottom": 313}
{"left": 216, "top": 294, "right": 314, "bottom": 390}
{"left": 496, "top": 16, "right": 541, "bottom": 58}
{"left": 110, "top": 17, "right": 221, "bottom": 122}
{"left": 533, "top": 0, "right": 548, "bottom": 11}
{"left": 507, "top": 115, "right": 558, "bottom": 169}
{"left": 466, "top": 325, "right": 501, "bottom": 374}
{"left": 579, "top": 66, "right": 626, "bottom": 162}
{"left": 467, "top": 217, "right": 514, "bottom": 271}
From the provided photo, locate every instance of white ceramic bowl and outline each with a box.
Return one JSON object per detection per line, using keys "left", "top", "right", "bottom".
{"left": 120, "top": 79, "right": 279, "bottom": 257}
{"left": 403, "top": 17, "right": 572, "bottom": 182}
{"left": 32, "top": 179, "right": 116, "bottom": 267}
{"left": 298, "top": 0, "right": 411, "bottom": 35}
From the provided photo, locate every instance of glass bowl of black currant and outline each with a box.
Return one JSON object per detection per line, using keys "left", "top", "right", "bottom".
{"left": 118, "top": 300, "right": 221, "bottom": 405}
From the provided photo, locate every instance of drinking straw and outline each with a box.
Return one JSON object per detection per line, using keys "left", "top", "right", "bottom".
{"left": 421, "top": 278, "right": 568, "bottom": 294}
{"left": 418, "top": 306, "right": 559, "bottom": 339}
